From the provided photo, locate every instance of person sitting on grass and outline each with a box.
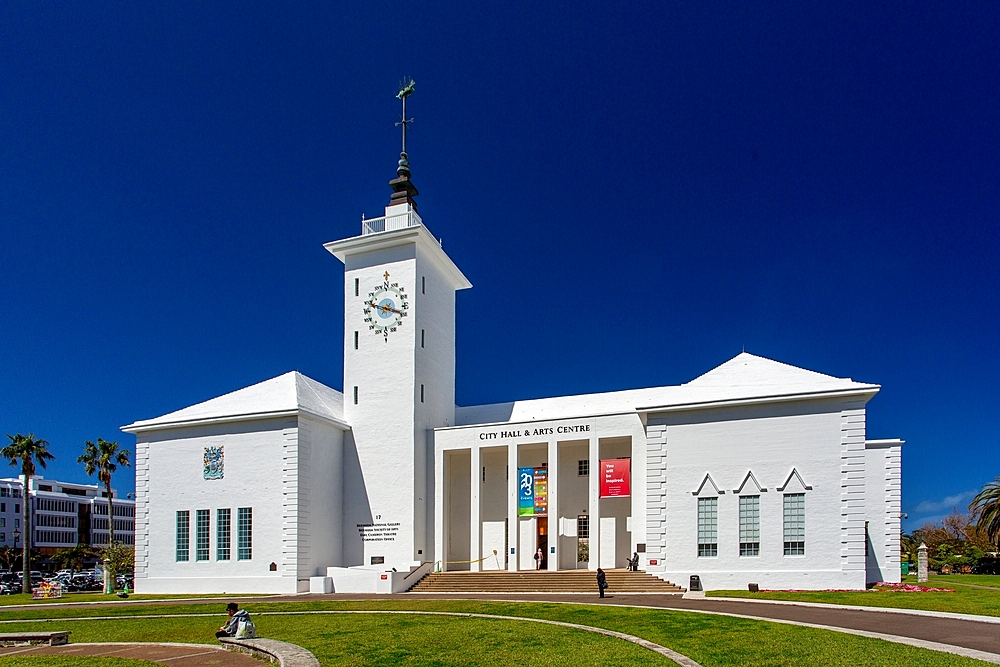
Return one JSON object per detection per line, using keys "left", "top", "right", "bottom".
{"left": 216, "top": 602, "right": 255, "bottom": 639}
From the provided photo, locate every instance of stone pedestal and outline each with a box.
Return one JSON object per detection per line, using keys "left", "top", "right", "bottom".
{"left": 917, "top": 542, "right": 928, "bottom": 583}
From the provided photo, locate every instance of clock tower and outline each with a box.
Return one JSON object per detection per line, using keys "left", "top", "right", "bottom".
{"left": 324, "top": 82, "right": 471, "bottom": 571}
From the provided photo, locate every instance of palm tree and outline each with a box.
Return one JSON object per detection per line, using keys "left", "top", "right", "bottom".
{"left": 971, "top": 477, "right": 1000, "bottom": 547}
{"left": 1, "top": 433, "right": 55, "bottom": 594}
{"left": 78, "top": 438, "right": 130, "bottom": 546}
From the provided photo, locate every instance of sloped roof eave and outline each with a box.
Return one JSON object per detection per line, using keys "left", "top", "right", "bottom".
{"left": 121, "top": 406, "right": 350, "bottom": 435}
{"left": 637, "top": 385, "right": 880, "bottom": 414}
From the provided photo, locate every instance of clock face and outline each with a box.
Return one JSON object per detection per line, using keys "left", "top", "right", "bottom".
{"left": 363, "top": 272, "right": 409, "bottom": 341}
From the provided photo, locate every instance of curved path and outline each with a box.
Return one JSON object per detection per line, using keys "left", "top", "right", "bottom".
{"left": 0, "top": 642, "right": 260, "bottom": 666}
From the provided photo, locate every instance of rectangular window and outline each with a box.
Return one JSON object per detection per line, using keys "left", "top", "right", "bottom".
{"left": 196, "top": 509, "right": 210, "bottom": 561}
{"left": 578, "top": 459, "right": 589, "bottom": 476}
{"left": 783, "top": 493, "right": 806, "bottom": 556}
{"left": 176, "top": 511, "right": 190, "bottom": 562}
{"left": 421, "top": 276, "right": 425, "bottom": 294}
{"left": 354, "top": 331, "right": 359, "bottom": 349}
{"left": 420, "top": 384, "right": 424, "bottom": 403}
{"left": 0, "top": 518, "right": 4, "bottom": 528}
{"left": 237, "top": 507, "right": 252, "bottom": 560}
{"left": 0, "top": 502, "right": 4, "bottom": 510}
{"left": 697, "top": 497, "right": 718, "bottom": 557}
{"left": 354, "top": 278, "right": 359, "bottom": 296}
{"left": 421, "top": 329, "right": 425, "bottom": 348}
{"left": 217, "top": 508, "right": 231, "bottom": 561}
{"left": 0, "top": 533, "right": 4, "bottom": 541}
{"left": 577, "top": 515, "right": 589, "bottom": 539}
{"left": 739, "top": 496, "right": 760, "bottom": 556}
{"left": 353, "top": 386, "right": 358, "bottom": 405}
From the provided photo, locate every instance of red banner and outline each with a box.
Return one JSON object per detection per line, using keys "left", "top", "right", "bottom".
{"left": 600, "top": 458, "right": 631, "bottom": 498}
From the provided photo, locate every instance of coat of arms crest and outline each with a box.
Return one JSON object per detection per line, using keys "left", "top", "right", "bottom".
{"left": 203, "top": 446, "right": 224, "bottom": 480}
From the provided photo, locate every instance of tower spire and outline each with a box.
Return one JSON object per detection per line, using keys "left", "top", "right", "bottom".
{"left": 388, "top": 78, "right": 419, "bottom": 210}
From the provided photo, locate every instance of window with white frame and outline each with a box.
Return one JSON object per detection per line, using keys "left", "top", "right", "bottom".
{"left": 217, "top": 508, "right": 231, "bottom": 561}
{"left": 237, "top": 507, "right": 252, "bottom": 560}
{"left": 783, "top": 493, "right": 806, "bottom": 555}
{"left": 739, "top": 495, "right": 760, "bottom": 556}
{"left": 176, "top": 511, "right": 190, "bottom": 562}
{"left": 697, "top": 497, "right": 718, "bottom": 557}
{"left": 196, "top": 509, "right": 210, "bottom": 561}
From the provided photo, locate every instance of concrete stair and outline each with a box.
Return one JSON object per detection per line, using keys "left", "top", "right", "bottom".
{"left": 408, "top": 569, "right": 685, "bottom": 593}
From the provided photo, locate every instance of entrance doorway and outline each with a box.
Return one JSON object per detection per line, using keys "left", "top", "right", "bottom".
{"left": 536, "top": 517, "right": 548, "bottom": 569}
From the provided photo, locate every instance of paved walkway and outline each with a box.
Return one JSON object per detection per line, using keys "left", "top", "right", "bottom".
{"left": 0, "top": 642, "right": 260, "bottom": 666}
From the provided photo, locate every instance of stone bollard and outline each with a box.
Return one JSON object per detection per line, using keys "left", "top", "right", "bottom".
{"left": 917, "top": 542, "right": 928, "bottom": 583}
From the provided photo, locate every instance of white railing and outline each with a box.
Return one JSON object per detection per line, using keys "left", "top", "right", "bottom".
{"left": 362, "top": 209, "right": 423, "bottom": 235}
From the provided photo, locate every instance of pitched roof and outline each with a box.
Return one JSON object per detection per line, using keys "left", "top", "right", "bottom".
{"left": 122, "top": 371, "right": 346, "bottom": 433}
{"left": 455, "top": 353, "right": 878, "bottom": 426}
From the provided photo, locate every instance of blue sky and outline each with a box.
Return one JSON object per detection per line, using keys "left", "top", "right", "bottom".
{"left": 1, "top": 2, "right": 997, "bottom": 530}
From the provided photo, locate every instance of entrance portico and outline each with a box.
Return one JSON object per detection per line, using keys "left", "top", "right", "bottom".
{"left": 433, "top": 413, "right": 644, "bottom": 573}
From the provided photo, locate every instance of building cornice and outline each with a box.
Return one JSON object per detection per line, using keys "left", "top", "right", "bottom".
{"left": 637, "top": 386, "right": 880, "bottom": 414}
{"left": 121, "top": 407, "right": 350, "bottom": 435}
{"left": 324, "top": 224, "right": 472, "bottom": 291}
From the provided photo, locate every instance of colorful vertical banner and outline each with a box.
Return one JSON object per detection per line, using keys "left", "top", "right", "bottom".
{"left": 533, "top": 467, "right": 548, "bottom": 516}
{"left": 518, "top": 467, "right": 535, "bottom": 516}
{"left": 600, "top": 458, "right": 631, "bottom": 498}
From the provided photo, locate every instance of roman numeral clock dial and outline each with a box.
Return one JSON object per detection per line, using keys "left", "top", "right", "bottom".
{"left": 363, "top": 271, "right": 409, "bottom": 341}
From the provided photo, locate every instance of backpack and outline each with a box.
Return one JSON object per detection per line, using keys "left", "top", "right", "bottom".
{"left": 234, "top": 618, "right": 257, "bottom": 639}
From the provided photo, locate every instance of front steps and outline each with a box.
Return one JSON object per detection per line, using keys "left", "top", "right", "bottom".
{"left": 408, "top": 569, "right": 685, "bottom": 593}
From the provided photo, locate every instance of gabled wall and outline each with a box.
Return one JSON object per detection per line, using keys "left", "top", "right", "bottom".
{"left": 646, "top": 396, "right": 870, "bottom": 591}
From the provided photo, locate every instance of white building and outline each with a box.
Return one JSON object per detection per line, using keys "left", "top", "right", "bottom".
{"left": 123, "top": 160, "right": 902, "bottom": 594}
{"left": 0, "top": 476, "right": 136, "bottom": 554}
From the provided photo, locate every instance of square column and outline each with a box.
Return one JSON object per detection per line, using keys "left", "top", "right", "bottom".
{"left": 588, "top": 434, "right": 600, "bottom": 570}
{"left": 434, "top": 446, "right": 445, "bottom": 571}
{"left": 470, "top": 446, "right": 481, "bottom": 572}
{"left": 547, "top": 439, "right": 558, "bottom": 571}
{"left": 507, "top": 443, "right": 519, "bottom": 571}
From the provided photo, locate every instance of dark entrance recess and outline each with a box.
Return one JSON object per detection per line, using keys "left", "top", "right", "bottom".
{"left": 536, "top": 517, "right": 548, "bottom": 569}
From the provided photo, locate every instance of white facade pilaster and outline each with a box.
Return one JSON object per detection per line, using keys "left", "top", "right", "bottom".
{"left": 547, "top": 439, "right": 558, "bottom": 571}
{"left": 507, "top": 443, "right": 518, "bottom": 571}
{"left": 470, "top": 445, "right": 481, "bottom": 572}
{"left": 588, "top": 433, "right": 599, "bottom": 570}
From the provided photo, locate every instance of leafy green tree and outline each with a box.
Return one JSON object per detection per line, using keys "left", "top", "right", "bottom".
{"left": 971, "top": 477, "right": 1000, "bottom": 547}
{"left": 78, "top": 438, "right": 130, "bottom": 546}
{"left": 52, "top": 544, "right": 95, "bottom": 575}
{"left": 1, "top": 433, "right": 54, "bottom": 593}
{"left": 100, "top": 542, "right": 134, "bottom": 587}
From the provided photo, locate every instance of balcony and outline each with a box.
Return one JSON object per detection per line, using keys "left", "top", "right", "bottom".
{"left": 362, "top": 209, "right": 423, "bottom": 235}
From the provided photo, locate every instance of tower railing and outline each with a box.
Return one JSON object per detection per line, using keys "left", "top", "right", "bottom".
{"left": 362, "top": 209, "right": 423, "bottom": 235}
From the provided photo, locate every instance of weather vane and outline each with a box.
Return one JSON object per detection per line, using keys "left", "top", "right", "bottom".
{"left": 395, "top": 78, "right": 415, "bottom": 179}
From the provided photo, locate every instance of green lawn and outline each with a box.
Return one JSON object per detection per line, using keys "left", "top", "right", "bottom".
{"left": 707, "top": 574, "right": 1000, "bottom": 616}
{"left": 0, "top": 592, "right": 268, "bottom": 606}
{"left": 0, "top": 598, "right": 993, "bottom": 667}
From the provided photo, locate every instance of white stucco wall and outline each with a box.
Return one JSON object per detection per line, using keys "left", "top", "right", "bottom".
{"left": 646, "top": 397, "right": 870, "bottom": 591}
{"left": 136, "top": 418, "right": 298, "bottom": 594}
{"left": 865, "top": 440, "right": 902, "bottom": 584}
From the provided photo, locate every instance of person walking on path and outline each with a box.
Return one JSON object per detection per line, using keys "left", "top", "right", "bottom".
{"left": 596, "top": 568, "right": 608, "bottom": 598}
{"left": 216, "top": 602, "right": 254, "bottom": 639}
